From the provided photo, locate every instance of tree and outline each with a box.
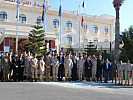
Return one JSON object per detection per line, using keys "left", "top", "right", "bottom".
{"left": 120, "top": 26, "right": 133, "bottom": 63}
{"left": 113, "top": 0, "right": 124, "bottom": 63}
{"left": 24, "top": 23, "right": 46, "bottom": 56}
{"left": 84, "top": 41, "right": 97, "bottom": 56}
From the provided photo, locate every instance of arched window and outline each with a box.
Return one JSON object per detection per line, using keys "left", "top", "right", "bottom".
{"left": 19, "top": 14, "right": 26, "bottom": 23}
{"left": 93, "top": 38, "right": 98, "bottom": 42}
{"left": 83, "top": 24, "right": 87, "bottom": 32}
{"left": 104, "top": 27, "right": 108, "bottom": 34}
{"left": 37, "top": 16, "right": 42, "bottom": 24}
{"left": 66, "top": 35, "right": 72, "bottom": 44}
{"left": 66, "top": 21, "right": 72, "bottom": 29}
{"left": 104, "top": 39, "right": 108, "bottom": 42}
{"left": 93, "top": 25, "right": 98, "bottom": 33}
{"left": 53, "top": 19, "right": 59, "bottom": 28}
{"left": 0, "top": 12, "right": 7, "bottom": 21}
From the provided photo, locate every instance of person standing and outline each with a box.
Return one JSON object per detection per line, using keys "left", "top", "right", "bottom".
{"left": 103, "top": 59, "right": 111, "bottom": 83}
{"left": 82, "top": 55, "right": 86, "bottom": 80}
{"left": 97, "top": 55, "right": 103, "bottom": 82}
{"left": 57, "top": 53, "right": 64, "bottom": 81}
{"left": 0, "top": 52, "right": 5, "bottom": 81}
{"left": 18, "top": 53, "right": 25, "bottom": 81}
{"left": 3, "top": 52, "right": 9, "bottom": 82}
{"left": 72, "top": 55, "right": 77, "bottom": 81}
{"left": 77, "top": 55, "right": 84, "bottom": 81}
{"left": 91, "top": 55, "right": 97, "bottom": 81}
{"left": 25, "top": 52, "right": 32, "bottom": 81}
{"left": 30, "top": 54, "right": 38, "bottom": 82}
{"left": 45, "top": 53, "right": 51, "bottom": 81}
{"left": 39, "top": 56, "right": 45, "bottom": 82}
{"left": 84, "top": 55, "right": 92, "bottom": 81}
{"left": 117, "top": 60, "right": 124, "bottom": 84}
{"left": 125, "top": 60, "right": 131, "bottom": 85}
{"left": 64, "top": 54, "right": 73, "bottom": 81}
{"left": 8, "top": 51, "right": 13, "bottom": 81}
{"left": 12, "top": 53, "right": 19, "bottom": 82}
{"left": 51, "top": 54, "right": 59, "bottom": 81}
{"left": 111, "top": 60, "right": 117, "bottom": 83}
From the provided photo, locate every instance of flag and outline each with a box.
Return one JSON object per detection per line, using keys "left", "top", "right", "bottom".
{"left": 81, "top": 16, "right": 84, "bottom": 27}
{"left": 16, "top": 0, "right": 20, "bottom": 20}
{"left": 42, "top": 4, "right": 44, "bottom": 21}
{"left": 82, "top": 0, "right": 85, "bottom": 8}
{"left": 59, "top": 5, "right": 61, "bottom": 16}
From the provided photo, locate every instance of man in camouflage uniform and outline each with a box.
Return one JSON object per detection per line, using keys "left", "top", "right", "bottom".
{"left": 124, "top": 60, "right": 132, "bottom": 85}
{"left": 111, "top": 60, "right": 117, "bottom": 83}
{"left": 25, "top": 52, "right": 32, "bottom": 81}
{"left": 117, "top": 60, "right": 124, "bottom": 84}
{"left": 3, "top": 52, "right": 9, "bottom": 82}
{"left": 77, "top": 55, "right": 83, "bottom": 81}
{"left": 45, "top": 53, "right": 51, "bottom": 81}
{"left": 64, "top": 54, "right": 73, "bottom": 81}
{"left": 39, "top": 56, "right": 45, "bottom": 82}
{"left": 30, "top": 54, "right": 38, "bottom": 82}
{"left": 51, "top": 54, "right": 59, "bottom": 81}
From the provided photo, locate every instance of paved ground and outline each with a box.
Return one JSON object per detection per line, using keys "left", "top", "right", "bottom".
{"left": 0, "top": 81, "right": 133, "bottom": 100}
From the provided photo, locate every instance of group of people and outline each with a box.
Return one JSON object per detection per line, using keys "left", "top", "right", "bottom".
{"left": 1, "top": 48, "right": 133, "bottom": 85}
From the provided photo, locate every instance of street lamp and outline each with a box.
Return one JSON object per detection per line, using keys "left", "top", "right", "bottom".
{"left": 113, "top": 0, "right": 124, "bottom": 63}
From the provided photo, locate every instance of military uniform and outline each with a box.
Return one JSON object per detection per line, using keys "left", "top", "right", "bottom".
{"left": 3, "top": 56, "right": 9, "bottom": 81}
{"left": 30, "top": 58, "right": 38, "bottom": 81}
{"left": 64, "top": 58, "right": 73, "bottom": 81}
{"left": 51, "top": 58, "right": 59, "bottom": 81}
{"left": 124, "top": 63, "right": 132, "bottom": 85}
{"left": 77, "top": 59, "right": 83, "bottom": 81}
{"left": 117, "top": 64, "right": 124, "bottom": 84}
{"left": 39, "top": 59, "right": 45, "bottom": 81}
{"left": 45, "top": 57, "right": 51, "bottom": 81}
{"left": 92, "top": 59, "right": 97, "bottom": 81}
{"left": 25, "top": 55, "right": 32, "bottom": 80}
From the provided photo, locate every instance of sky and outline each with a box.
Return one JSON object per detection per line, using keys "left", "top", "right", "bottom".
{"left": 49, "top": 0, "right": 133, "bottom": 32}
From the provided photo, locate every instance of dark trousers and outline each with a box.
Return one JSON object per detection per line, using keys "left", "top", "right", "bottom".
{"left": 85, "top": 70, "right": 91, "bottom": 81}
{"left": 58, "top": 64, "right": 64, "bottom": 81}
{"left": 72, "top": 69, "right": 77, "bottom": 81}
{"left": 104, "top": 71, "right": 109, "bottom": 82}
{"left": 18, "top": 67, "right": 24, "bottom": 81}
{"left": 111, "top": 70, "right": 116, "bottom": 83}
{"left": 13, "top": 68, "right": 18, "bottom": 82}
{"left": 0, "top": 68, "right": 3, "bottom": 81}
{"left": 97, "top": 69, "right": 102, "bottom": 82}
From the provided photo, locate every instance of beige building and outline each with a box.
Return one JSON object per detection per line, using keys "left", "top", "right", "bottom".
{"left": 0, "top": 0, "right": 115, "bottom": 54}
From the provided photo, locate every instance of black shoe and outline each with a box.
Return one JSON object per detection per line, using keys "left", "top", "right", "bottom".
{"left": 35, "top": 79, "right": 37, "bottom": 82}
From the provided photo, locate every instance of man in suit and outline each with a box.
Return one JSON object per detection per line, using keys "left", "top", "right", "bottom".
{"left": 84, "top": 55, "right": 92, "bottom": 81}
{"left": 72, "top": 55, "right": 77, "bottom": 81}
{"left": 97, "top": 55, "right": 103, "bottom": 82}
{"left": 103, "top": 59, "right": 111, "bottom": 83}
{"left": 57, "top": 52, "right": 64, "bottom": 81}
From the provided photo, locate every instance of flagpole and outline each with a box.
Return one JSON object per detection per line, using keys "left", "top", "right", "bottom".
{"left": 43, "top": 0, "right": 45, "bottom": 45}
{"left": 78, "top": 5, "right": 80, "bottom": 54}
{"left": 16, "top": 0, "right": 19, "bottom": 53}
{"left": 60, "top": 0, "right": 61, "bottom": 51}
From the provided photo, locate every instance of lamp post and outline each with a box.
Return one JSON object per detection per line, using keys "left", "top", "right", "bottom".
{"left": 113, "top": 0, "right": 124, "bottom": 64}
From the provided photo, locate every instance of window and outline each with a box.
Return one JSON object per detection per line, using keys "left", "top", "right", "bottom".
{"left": 19, "top": 14, "right": 26, "bottom": 23}
{"left": 104, "top": 27, "right": 108, "bottom": 34}
{"left": 93, "top": 25, "right": 98, "bottom": 33}
{"left": 93, "top": 38, "right": 98, "bottom": 42}
{"left": 83, "top": 24, "right": 87, "bottom": 32}
{"left": 0, "top": 12, "right": 7, "bottom": 21}
{"left": 66, "top": 35, "right": 72, "bottom": 44}
{"left": 53, "top": 19, "right": 59, "bottom": 28}
{"left": 37, "top": 16, "right": 42, "bottom": 24}
{"left": 66, "top": 21, "right": 72, "bottom": 29}
{"left": 104, "top": 39, "right": 108, "bottom": 42}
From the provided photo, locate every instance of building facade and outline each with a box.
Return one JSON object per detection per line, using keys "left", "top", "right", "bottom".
{"left": 0, "top": 0, "right": 115, "bottom": 54}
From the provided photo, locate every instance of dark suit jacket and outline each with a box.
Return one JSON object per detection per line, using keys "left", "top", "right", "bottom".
{"left": 72, "top": 59, "right": 77, "bottom": 71}
{"left": 103, "top": 62, "right": 111, "bottom": 72}
{"left": 84, "top": 59, "right": 92, "bottom": 75}
{"left": 57, "top": 56, "right": 64, "bottom": 65}
{"left": 97, "top": 58, "right": 103, "bottom": 70}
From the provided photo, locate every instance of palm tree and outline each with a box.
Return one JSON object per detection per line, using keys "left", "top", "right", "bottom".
{"left": 113, "top": 0, "right": 124, "bottom": 63}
